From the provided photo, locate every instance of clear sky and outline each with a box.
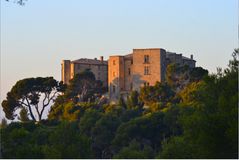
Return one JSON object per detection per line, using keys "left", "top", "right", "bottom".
{"left": 0, "top": 0, "right": 238, "bottom": 120}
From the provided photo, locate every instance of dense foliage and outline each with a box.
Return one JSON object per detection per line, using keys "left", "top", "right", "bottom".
{"left": 47, "top": 69, "right": 107, "bottom": 121}
{"left": 0, "top": 50, "right": 238, "bottom": 158}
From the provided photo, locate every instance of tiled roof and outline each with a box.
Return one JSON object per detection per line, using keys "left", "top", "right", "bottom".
{"left": 72, "top": 58, "right": 108, "bottom": 65}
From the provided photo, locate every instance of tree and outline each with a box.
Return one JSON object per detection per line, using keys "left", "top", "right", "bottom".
{"left": 47, "top": 95, "right": 65, "bottom": 120}
{"left": 61, "top": 102, "right": 83, "bottom": 121}
{"left": 79, "top": 109, "right": 102, "bottom": 136}
{"left": 127, "top": 91, "right": 143, "bottom": 109}
{"left": 1, "top": 120, "right": 93, "bottom": 159}
{"left": 189, "top": 67, "right": 208, "bottom": 82}
{"left": 166, "top": 63, "right": 178, "bottom": 87}
{"left": 91, "top": 114, "right": 121, "bottom": 158}
{"left": 118, "top": 95, "right": 127, "bottom": 109}
{"left": 1, "top": 122, "right": 44, "bottom": 159}
{"left": 113, "top": 139, "right": 154, "bottom": 159}
{"left": 160, "top": 50, "right": 238, "bottom": 158}
{"left": 158, "top": 136, "right": 194, "bottom": 159}
{"left": 166, "top": 63, "right": 208, "bottom": 91}
{"left": 112, "top": 112, "right": 171, "bottom": 152}
{"left": 1, "top": 77, "right": 65, "bottom": 121}
{"left": 18, "top": 108, "right": 30, "bottom": 122}
{"left": 46, "top": 122, "right": 93, "bottom": 158}
{"left": 48, "top": 70, "right": 106, "bottom": 121}
{"left": 178, "top": 81, "right": 206, "bottom": 106}
{"left": 64, "top": 70, "right": 105, "bottom": 102}
{"left": 140, "top": 82, "right": 175, "bottom": 106}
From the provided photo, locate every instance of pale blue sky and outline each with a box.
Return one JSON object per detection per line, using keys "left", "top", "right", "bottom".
{"left": 0, "top": 0, "right": 238, "bottom": 120}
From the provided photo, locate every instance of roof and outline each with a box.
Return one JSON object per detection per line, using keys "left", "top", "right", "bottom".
{"left": 166, "top": 52, "right": 177, "bottom": 55}
{"left": 133, "top": 48, "right": 163, "bottom": 50}
{"left": 182, "top": 56, "right": 196, "bottom": 62}
{"left": 166, "top": 52, "right": 196, "bottom": 62}
{"left": 124, "top": 53, "right": 133, "bottom": 59}
{"left": 72, "top": 58, "right": 108, "bottom": 65}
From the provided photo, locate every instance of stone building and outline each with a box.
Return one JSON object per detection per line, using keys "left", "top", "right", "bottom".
{"left": 61, "top": 48, "right": 196, "bottom": 101}
{"left": 61, "top": 56, "right": 108, "bottom": 87}
{"left": 166, "top": 51, "right": 195, "bottom": 68}
{"left": 108, "top": 48, "right": 196, "bottom": 100}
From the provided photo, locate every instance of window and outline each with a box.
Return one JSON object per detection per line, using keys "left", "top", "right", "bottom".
{"left": 98, "top": 65, "right": 100, "bottom": 70}
{"left": 113, "top": 60, "right": 116, "bottom": 65}
{"left": 131, "top": 59, "right": 133, "bottom": 64}
{"left": 144, "top": 66, "right": 150, "bottom": 75}
{"left": 144, "top": 55, "right": 150, "bottom": 63}
{"left": 128, "top": 68, "right": 131, "bottom": 75}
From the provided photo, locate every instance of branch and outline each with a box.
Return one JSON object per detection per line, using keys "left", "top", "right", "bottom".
{"left": 47, "top": 91, "right": 59, "bottom": 106}
{"left": 25, "top": 97, "right": 36, "bottom": 121}
{"left": 80, "top": 84, "right": 88, "bottom": 101}
{"left": 42, "top": 92, "right": 48, "bottom": 107}
{"left": 40, "top": 91, "right": 58, "bottom": 118}
{"left": 18, "top": 99, "right": 29, "bottom": 107}
{"left": 35, "top": 103, "right": 41, "bottom": 121}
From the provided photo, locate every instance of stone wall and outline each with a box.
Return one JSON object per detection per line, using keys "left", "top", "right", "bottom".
{"left": 61, "top": 60, "right": 71, "bottom": 84}
{"left": 124, "top": 57, "right": 133, "bottom": 91}
{"left": 108, "top": 56, "right": 125, "bottom": 100}
{"left": 132, "top": 48, "right": 166, "bottom": 91}
{"left": 72, "top": 63, "right": 108, "bottom": 87}
{"left": 62, "top": 60, "right": 108, "bottom": 87}
{"left": 62, "top": 48, "right": 196, "bottom": 101}
{"left": 108, "top": 48, "right": 168, "bottom": 100}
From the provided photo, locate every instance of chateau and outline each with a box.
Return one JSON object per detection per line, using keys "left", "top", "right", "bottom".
{"left": 61, "top": 48, "right": 196, "bottom": 100}
{"left": 61, "top": 56, "right": 108, "bottom": 87}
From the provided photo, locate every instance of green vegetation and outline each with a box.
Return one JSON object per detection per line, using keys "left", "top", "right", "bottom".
{"left": 1, "top": 50, "right": 238, "bottom": 158}
{"left": 1, "top": 77, "right": 66, "bottom": 121}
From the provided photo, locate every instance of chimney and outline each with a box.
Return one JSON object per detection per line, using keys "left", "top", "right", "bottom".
{"left": 100, "top": 56, "right": 103, "bottom": 62}
{"left": 190, "top": 54, "right": 193, "bottom": 60}
{"left": 94, "top": 58, "right": 97, "bottom": 60}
